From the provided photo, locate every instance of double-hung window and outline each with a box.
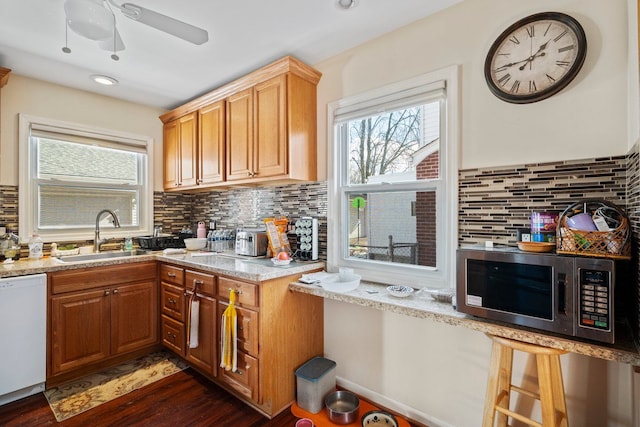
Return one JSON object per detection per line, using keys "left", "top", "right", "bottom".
{"left": 327, "top": 66, "right": 459, "bottom": 288}
{"left": 19, "top": 115, "right": 153, "bottom": 243}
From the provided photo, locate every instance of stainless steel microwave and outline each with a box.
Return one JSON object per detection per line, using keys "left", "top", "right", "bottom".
{"left": 456, "top": 247, "right": 620, "bottom": 344}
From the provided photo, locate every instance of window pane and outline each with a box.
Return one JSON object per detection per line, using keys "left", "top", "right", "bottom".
{"left": 347, "top": 102, "right": 440, "bottom": 185}
{"left": 347, "top": 191, "right": 436, "bottom": 267}
{"left": 37, "top": 138, "right": 139, "bottom": 184}
{"left": 39, "top": 186, "right": 138, "bottom": 228}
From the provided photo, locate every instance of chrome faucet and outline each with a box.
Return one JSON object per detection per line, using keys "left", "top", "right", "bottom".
{"left": 94, "top": 209, "right": 121, "bottom": 253}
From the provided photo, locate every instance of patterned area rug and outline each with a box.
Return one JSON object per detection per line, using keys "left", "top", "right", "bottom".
{"left": 44, "top": 351, "right": 188, "bottom": 422}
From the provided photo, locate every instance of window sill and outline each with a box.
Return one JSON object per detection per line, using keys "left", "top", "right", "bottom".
{"left": 289, "top": 280, "right": 640, "bottom": 367}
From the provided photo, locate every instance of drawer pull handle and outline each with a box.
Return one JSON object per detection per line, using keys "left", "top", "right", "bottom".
{"left": 167, "top": 272, "right": 176, "bottom": 278}
{"left": 168, "top": 298, "right": 176, "bottom": 305}
{"left": 229, "top": 288, "right": 243, "bottom": 295}
{"left": 194, "top": 279, "right": 204, "bottom": 286}
{"left": 235, "top": 369, "right": 243, "bottom": 375}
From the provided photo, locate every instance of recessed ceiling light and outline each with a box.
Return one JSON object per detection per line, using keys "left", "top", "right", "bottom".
{"left": 90, "top": 74, "right": 118, "bottom": 86}
{"left": 336, "top": 0, "right": 358, "bottom": 10}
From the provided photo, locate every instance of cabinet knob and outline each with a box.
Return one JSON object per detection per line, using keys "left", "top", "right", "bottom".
{"left": 113, "top": 289, "right": 118, "bottom": 294}
{"left": 104, "top": 290, "right": 110, "bottom": 296}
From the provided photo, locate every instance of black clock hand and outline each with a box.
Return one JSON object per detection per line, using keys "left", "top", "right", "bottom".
{"left": 517, "top": 40, "right": 551, "bottom": 70}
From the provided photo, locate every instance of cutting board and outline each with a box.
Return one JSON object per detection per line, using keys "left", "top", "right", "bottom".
{"left": 291, "top": 400, "right": 411, "bottom": 427}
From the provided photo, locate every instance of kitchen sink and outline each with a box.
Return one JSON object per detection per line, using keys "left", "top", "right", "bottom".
{"left": 57, "top": 249, "right": 151, "bottom": 263}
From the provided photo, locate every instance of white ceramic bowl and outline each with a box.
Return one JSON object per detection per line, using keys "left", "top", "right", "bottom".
{"left": 271, "top": 257, "right": 291, "bottom": 266}
{"left": 322, "top": 273, "right": 361, "bottom": 293}
{"left": 184, "top": 238, "right": 207, "bottom": 251}
{"left": 387, "top": 285, "right": 414, "bottom": 298}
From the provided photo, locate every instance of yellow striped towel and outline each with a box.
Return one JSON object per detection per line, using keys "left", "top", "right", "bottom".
{"left": 220, "top": 289, "right": 237, "bottom": 372}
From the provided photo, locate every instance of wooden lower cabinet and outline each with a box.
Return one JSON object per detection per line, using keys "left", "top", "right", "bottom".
{"left": 48, "top": 262, "right": 158, "bottom": 385}
{"left": 159, "top": 263, "right": 323, "bottom": 418}
{"left": 50, "top": 288, "right": 111, "bottom": 374}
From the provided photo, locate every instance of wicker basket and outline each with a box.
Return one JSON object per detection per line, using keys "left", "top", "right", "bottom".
{"left": 556, "top": 199, "right": 631, "bottom": 260}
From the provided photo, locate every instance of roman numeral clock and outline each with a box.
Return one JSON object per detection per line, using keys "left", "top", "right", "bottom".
{"left": 484, "top": 12, "right": 587, "bottom": 104}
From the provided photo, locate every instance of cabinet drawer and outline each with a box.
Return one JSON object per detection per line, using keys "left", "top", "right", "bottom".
{"left": 50, "top": 262, "right": 157, "bottom": 294}
{"left": 161, "top": 315, "right": 185, "bottom": 356}
{"left": 161, "top": 283, "right": 186, "bottom": 322}
{"left": 185, "top": 270, "right": 216, "bottom": 297}
{"left": 160, "top": 264, "right": 185, "bottom": 287}
{"left": 218, "top": 277, "right": 258, "bottom": 308}
{"left": 220, "top": 350, "right": 259, "bottom": 401}
{"left": 218, "top": 301, "right": 259, "bottom": 357}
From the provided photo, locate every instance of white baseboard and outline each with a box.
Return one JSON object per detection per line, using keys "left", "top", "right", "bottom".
{"left": 336, "top": 376, "right": 456, "bottom": 427}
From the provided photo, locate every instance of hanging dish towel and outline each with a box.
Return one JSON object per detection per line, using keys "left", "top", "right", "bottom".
{"left": 187, "top": 291, "right": 200, "bottom": 349}
{"left": 220, "top": 289, "right": 238, "bottom": 372}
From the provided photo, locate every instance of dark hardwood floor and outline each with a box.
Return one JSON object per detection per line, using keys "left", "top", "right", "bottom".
{"left": 0, "top": 368, "right": 299, "bottom": 427}
{"left": 1, "top": 368, "right": 423, "bottom": 427}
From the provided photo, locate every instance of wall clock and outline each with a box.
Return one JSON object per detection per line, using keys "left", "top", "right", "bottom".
{"left": 484, "top": 12, "right": 587, "bottom": 104}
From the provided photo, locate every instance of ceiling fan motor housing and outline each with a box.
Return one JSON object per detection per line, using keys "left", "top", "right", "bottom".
{"left": 64, "top": 0, "right": 114, "bottom": 41}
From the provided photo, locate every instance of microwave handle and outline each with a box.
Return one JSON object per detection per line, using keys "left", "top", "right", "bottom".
{"left": 557, "top": 273, "right": 566, "bottom": 314}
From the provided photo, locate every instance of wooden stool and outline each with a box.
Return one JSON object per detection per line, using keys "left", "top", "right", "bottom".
{"left": 482, "top": 334, "right": 569, "bottom": 427}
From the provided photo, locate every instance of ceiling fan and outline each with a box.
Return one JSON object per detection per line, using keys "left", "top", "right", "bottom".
{"left": 63, "top": 0, "right": 208, "bottom": 59}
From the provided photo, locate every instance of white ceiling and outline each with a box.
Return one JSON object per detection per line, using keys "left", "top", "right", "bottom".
{"left": 0, "top": 0, "right": 461, "bottom": 110}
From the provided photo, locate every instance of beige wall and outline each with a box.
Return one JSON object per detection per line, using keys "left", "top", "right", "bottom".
{"left": 314, "top": 0, "right": 636, "bottom": 426}
{"left": 316, "top": 0, "right": 630, "bottom": 177}
{"left": 0, "top": 74, "right": 166, "bottom": 190}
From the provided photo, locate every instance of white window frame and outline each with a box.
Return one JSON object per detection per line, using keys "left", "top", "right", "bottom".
{"left": 18, "top": 114, "right": 154, "bottom": 243}
{"left": 327, "top": 65, "right": 459, "bottom": 288}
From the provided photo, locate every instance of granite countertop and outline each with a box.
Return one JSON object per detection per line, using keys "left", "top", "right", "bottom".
{"left": 290, "top": 280, "right": 640, "bottom": 367}
{"left": 0, "top": 251, "right": 324, "bottom": 282}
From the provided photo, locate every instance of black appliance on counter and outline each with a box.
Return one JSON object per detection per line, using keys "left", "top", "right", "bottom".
{"left": 137, "top": 232, "right": 193, "bottom": 250}
{"left": 456, "top": 246, "right": 630, "bottom": 344}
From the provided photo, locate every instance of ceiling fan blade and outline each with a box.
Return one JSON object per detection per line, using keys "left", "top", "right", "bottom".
{"left": 97, "top": 27, "right": 125, "bottom": 51}
{"left": 119, "top": 3, "right": 209, "bottom": 45}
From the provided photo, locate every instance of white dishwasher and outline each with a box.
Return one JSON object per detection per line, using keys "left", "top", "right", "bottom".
{"left": 0, "top": 273, "right": 47, "bottom": 405}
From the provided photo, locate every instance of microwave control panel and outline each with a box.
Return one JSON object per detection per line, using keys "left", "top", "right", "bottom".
{"left": 578, "top": 269, "right": 611, "bottom": 331}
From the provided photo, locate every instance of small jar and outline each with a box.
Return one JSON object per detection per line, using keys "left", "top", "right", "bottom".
{"left": 28, "top": 233, "right": 44, "bottom": 259}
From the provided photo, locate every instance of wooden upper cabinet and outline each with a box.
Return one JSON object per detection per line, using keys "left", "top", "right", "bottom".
{"left": 163, "top": 112, "right": 197, "bottom": 190}
{"left": 226, "top": 88, "right": 254, "bottom": 181}
{"left": 252, "top": 74, "right": 287, "bottom": 180}
{"left": 198, "top": 100, "right": 226, "bottom": 185}
{"left": 163, "top": 119, "right": 179, "bottom": 189}
{"left": 160, "top": 56, "right": 321, "bottom": 190}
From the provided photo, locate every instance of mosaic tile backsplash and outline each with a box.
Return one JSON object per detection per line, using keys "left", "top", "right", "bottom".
{"left": 154, "top": 182, "right": 328, "bottom": 260}
{"left": 0, "top": 153, "right": 637, "bottom": 343}
{"left": 458, "top": 156, "right": 627, "bottom": 246}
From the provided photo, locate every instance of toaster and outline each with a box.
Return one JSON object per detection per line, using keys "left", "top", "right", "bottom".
{"left": 235, "top": 230, "right": 268, "bottom": 256}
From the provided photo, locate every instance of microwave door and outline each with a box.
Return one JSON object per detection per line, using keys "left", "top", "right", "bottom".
{"left": 462, "top": 257, "right": 575, "bottom": 336}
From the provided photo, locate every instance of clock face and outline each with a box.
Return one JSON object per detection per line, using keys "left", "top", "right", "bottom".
{"left": 484, "top": 12, "right": 587, "bottom": 104}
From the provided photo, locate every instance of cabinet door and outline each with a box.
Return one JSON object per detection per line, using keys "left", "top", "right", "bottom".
{"left": 163, "top": 119, "right": 179, "bottom": 190}
{"left": 111, "top": 280, "right": 159, "bottom": 355}
{"left": 198, "top": 100, "right": 225, "bottom": 185}
{"left": 220, "top": 350, "right": 259, "bottom": 401}
{"left": 51, "top": 289, "right": 110, "bottom": 375}
{"left": 178, "top": 112, "right": 198, "bottom": 188}
{"left": 254, "top": 74, "right": 287, "bottom": 179}
{"left": 218, "top": 300, "right": 258, "bottom": 357}
{"left": 186, "top": 293, "right": 217, "bottom": 377}
{"left": 226, "top": 88, "right": 254, "bottom": 181}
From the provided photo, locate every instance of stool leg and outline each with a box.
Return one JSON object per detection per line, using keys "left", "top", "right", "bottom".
{"left": 550, "top": 355, "right": 568, "bottom": 427}
{"left": 482, "top": 342, "right": 513, "bottom": 427}
{"left": 496, "top": 345, "right": 513, "bottom": 427}
{"left": 536, "top": 354, "right": 558, "bottom": 427}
